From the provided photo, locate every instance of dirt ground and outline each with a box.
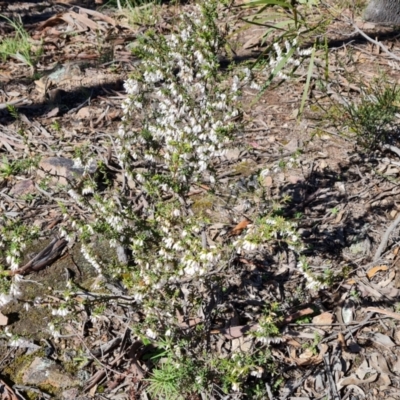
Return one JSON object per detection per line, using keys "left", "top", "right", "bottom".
{"left": 2, "top": 0, "right": 400, "bottom": 399}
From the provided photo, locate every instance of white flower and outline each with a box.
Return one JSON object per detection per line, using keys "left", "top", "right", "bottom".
{"left": 124, "top": 79, "right": 141, "bottom": 94}
{"left": 241, "top": 240, "right": 258, "bottom": 252}
{"left": 146, "top": 328, "right": 157, "bottom": 339}
{"left": 48, "top": 323, "right": 60, "bottom": 338}
{"left": 73, "top": 158, "right": 84, "bottom": 168}
{"left": 257, "top": 336, "right": 283, "bottom": 344}
{"left": 250, "top": 367, "right": 264, "bottom": 378}
{"left": 52, "top": 307, "right": 69, "bottom": 317}
{"left": 232, "top": 382, "right": 240, "bottom": 392}
{"left": 164, "top": 237, "right": 174, "bottom": 249}
{"left": 136, "top": 173, "right": 145, "bottom": 183}
{"left": 0, "top": 293, "right": 13, "bottom": 306}
{"left": 68, "top": 189, "right": 80, "bottom": 201}
{"left": 82, "top": 185, "right": 94, "bottom": 195}
{"left": 10, "top": 337, "right": 30, "bottom": 347}
{"left": 298, "top": 47, "right": 313, "bottom": 56}
{"left": 81, "top": 244, "right": 102, "bottom": 274}
{"left": 134, "top": 292, "right": 143, "bottom": 303}
{"left": 9, "top": 284, "right": 21, "bottom": 298}
{"left": 171, "top": 209, "right": 180, "bottom": 217}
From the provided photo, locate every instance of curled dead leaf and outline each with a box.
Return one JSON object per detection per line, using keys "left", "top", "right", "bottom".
{"left": 366, "top": 265, "right": 389, "bottom": 279}
{"left": 337, "top": 373, "right": 378, "bottom": 391}
{"left": 227, "top": 218, "right": 251, "bottom": 237}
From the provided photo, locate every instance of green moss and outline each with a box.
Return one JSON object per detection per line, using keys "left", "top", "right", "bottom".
{"left": 3, "top": 350, "right": 43, "bottom": 385}
{"left": 3, "top": 353, "right": 80, "bottom": 398}
{"left": 233, "top": 160, "right": 257, "bottom": 176}
{"left": 191, "top": 194, "right": 215, "bottom": 217}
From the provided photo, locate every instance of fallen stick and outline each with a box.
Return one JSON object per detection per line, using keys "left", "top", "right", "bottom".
{"left": 10, "top": 238, "right": 67, "bottom": 276}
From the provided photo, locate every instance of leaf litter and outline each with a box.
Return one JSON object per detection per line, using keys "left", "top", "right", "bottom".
{"left": 2, "top": 0, "right": 400, "bottom": 399}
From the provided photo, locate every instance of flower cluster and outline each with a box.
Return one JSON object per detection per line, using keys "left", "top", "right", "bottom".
{"left": 234, "top": 215, "right": 301, "bottom": 254}
{"left": 0, "top": 219, "right": 38, "bottom": 306}
{"left": 297, "top": 259, "right": 327, "bottom": 291}
{"left": 117, "top": 4, "right": 239, "bottom": 194}
{"left": 269, "top": 36, "right": 313, "bottom": 80}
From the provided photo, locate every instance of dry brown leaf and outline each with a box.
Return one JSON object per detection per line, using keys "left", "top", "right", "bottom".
{"left": 369, "top": 352, "right": 391, "bottom": 375}
{"left": 36, "top": 14, "right": 65, "bottom": 31}
{"left": 394, "top": 330, "right": 400, "bottom": 345}
{"left": 285, "top": 338, "right": 301, "bottom": 348}
{"left": 299, "top": 348, "right": 314, "bottom": 359}
{"left": 334, "top": 209, "right": 346, "bottom": 224}
{"left": 69, "top": 11, "right": 102, "bottom": 32}
{"left": 337, "top": 332, "right": 346, "bottom": 348}
{"left": 337, "top": 373, "right": 378, "bottom": 390}
{"left": 216, "top": 324, "right": 254, "bottom": 339}
{"left": 0, "top": 311, "right": 8, "bottom": 326}
{"left": 0, "top": 378, "right": 19, "bottom": 400}
{"left": 391, "top": 357, "right": 400, "bottom": 374}
{"left": 378, "top": 270, "right": 395, "bottom": 287}
{"left": 227, "top": 218, "right": 251, "bottom": 237}
{"left": 79, "top": 7, "right": 116, "bottom": 26}
{"left": 179, "top": 318, "right": 203, "bottom": 329}
{"left": 242, "top": 33, "right": 262, "bottom": 49}
{"left": 370, "top": 332, "right": 396, "bottom": 348}
{"left": 366, "top": 265, "right": 389, "bottom": 279}
{"left": 312, "top": 312, "right": 334, "bottom": 325}
{"left": 365, "top": 307, "right": 400, "bottom": 321}
{"left": 76, "top": 106, "right": 92, "bottom": 119}
{"left": 44, "top": 107, "right": 60, "bottom": 118}
{"left": 264, "top": 175, "right": 273, "bottom": 187}
{"left": 61, "top": 13, "right": 86, "bottom": 32}
{"left": 289, "top": 347, "right": 324, "bottom": 366}
{"left": 282, "top": 307, "right": 314, "bottom": 324}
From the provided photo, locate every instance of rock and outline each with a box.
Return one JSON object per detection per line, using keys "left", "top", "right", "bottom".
{"left": 9, "top": 179, "right": 36, "bottom": 197}
{"left": 61, "top": 388, "right": 90, "bottom": 400}
{"left": 22, "top": 357, "right": 80, "bottom": 389}
{"left": 364, "top": 0, "right": 400, "bottom": 25}
{"left": 0, "top": 311, "right": 8, "bottom": 325}
{"left": 284, "top": 138, "right": 298, "bottom": 152}
{"left": 76, "top": 106, "right": 95, "bottom": 120}
{"left": 287, "top": 175, "right": 303, "bottom": 184}
{"left": 223, "top": 148, "right": 241, "bottom": 161}
{"left": 38, "top": 157, "right": 95, "bottom": 186}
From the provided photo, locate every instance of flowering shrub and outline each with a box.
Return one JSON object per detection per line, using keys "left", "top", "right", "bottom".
{"left": 61, "top": 2, "right": 244, "bottom": 298}
{"left": 0, "top": 220, "right": 38, "bottom": 306}
{"left": 0, "top": 1, "right": 313, "bottom": 397}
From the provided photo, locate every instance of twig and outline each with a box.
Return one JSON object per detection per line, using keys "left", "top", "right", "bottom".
{"left": 349, "top": 22, "right": 400, "bottom": 62}
{"left": 382, "top": 143, "right": 400, "bottom": 158}
{"left": 364, "top": 307, "right": 400, "bottom": 320}
{"left": 321, "top": 313, "right": 373, "bottom": 344}
{"left": 374, "top": 211, "right": 400, "bottom": 261}
{"left": 10, "top": 238, "right": 67, "bottom": 276}
{"left": 323, "top": 353, "right": 341, "bottom": 400}
{"left": 65, "top": 324, "right": 132, "bottom": 391}
{"left": 280, "top": 367, "right": 315, "bottom": 400}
